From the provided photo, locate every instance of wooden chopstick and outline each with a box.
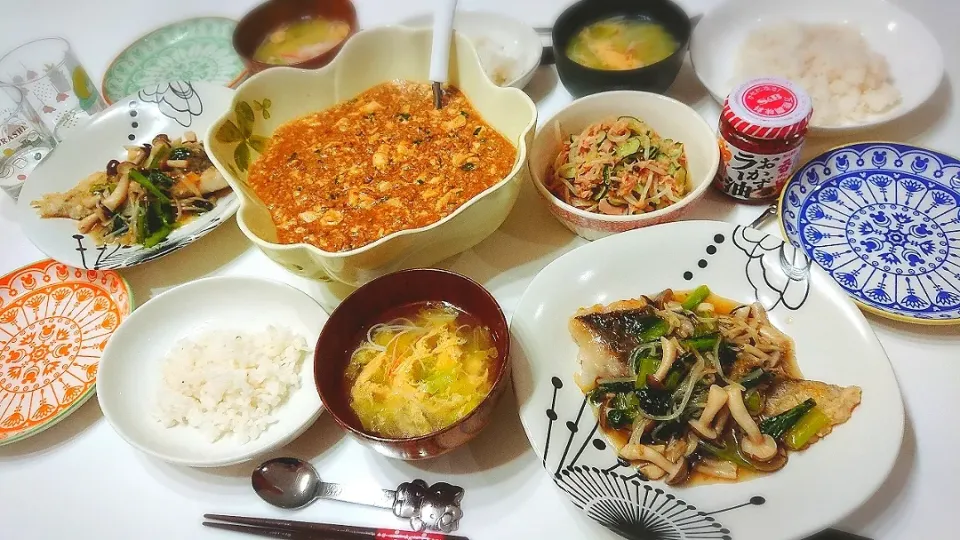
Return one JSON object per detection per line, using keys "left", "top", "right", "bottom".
{"left": 203, "top": 514, "right": 471, "bottom": 540}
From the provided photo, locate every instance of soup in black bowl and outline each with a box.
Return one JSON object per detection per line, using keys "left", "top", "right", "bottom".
{"left": 553, "top": 0, "right": 691, "bottom": 97}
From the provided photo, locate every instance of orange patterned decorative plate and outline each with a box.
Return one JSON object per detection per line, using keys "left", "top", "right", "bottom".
{"left": 0, "top": 260, "right": 133, "bottom": 446}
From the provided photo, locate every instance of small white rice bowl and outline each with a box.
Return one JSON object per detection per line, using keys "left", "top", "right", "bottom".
{"left": 155, "top": 326, "right": 308, "bottom": 443}
{"left": 97, "top": 276, "right": 326, "bottom": 467}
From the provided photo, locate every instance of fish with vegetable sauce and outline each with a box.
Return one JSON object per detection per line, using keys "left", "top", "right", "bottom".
{"left": 570, "top": 286, "right": 861, "bottom": 485}
{"left": 32, "top": 133, "right": 228, "bottom": 247}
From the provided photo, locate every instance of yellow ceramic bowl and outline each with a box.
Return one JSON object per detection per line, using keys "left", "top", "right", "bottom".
{"left": 205, "top": 26, "right": 537, "bottom": 287}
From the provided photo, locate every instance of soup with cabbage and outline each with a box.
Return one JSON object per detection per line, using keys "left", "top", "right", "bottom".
{"left": 566, "top": 17, "right": 678, "bottom": 71}
{"left": 254, "top": 17, "right": 351, "bottom": 65}
{"left": 345, "top": 302, "right": 497, "bottom": 438}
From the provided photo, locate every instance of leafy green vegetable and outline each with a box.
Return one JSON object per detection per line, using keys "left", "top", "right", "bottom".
{"left": 635, "top": 386, "right": 671, "bottom": 416}
{"left": 784, "top": 407, "right": 830, "bottom": 450}
{"left": 129, "top": 170, "right": 170, "bottom": 203}
{"left": 681, "top": 285, "right": 711, "bottom": 310}
{"left": 461, "top": 162, "right": 476, "bottom": 171}
{"left": 134, "top": 203, "right": 148, "bottom": 244}
{"left": 650, "top": 419, "right": 683, "bottom": 443}
{"left": 759, "top": 399, "right": 817, "bottom": 440}
{"left": 612, "top": 391, "right": 640, "bottom": 411}
{"left": 423, "top": 369, "right": 455, "bottom": 395}
{"left": 718, "top": 341, "right": 739, "bottom": 367}
{"left": 606, "top": 392, "right": 641, "bottom": 429}
{"left": 744, "top": 388, "right": 763, "bottom": 415}
{"left": 168, "top": 147, "right": 193, "bottom": 161}
{"left": 637, "top": 319, "right": 670, "bottom": 342}
{"left": 634, "top": 356, "right": 659, "bottom": 389}
{"left": 606, "top": 409, "right": 633, "bottom": 429}
{"left": 596, "top": 379, "right": 634, "bottom": 394}
{"left": 663, "top": 369, "right": 683, "bottom": 391}
{"left": 143, "top": 224, "right": 173, "bottom": 248}
{"left": 738, "top": 368, "right": 773, "bottom": 389}
{"left": 148, "top": 170, "right": 175, "bottom": 189}
{"left": 148, "top": 146, "right": 170, "bottom": 169}
{"left": 698, "top": 439, "right": 756, "bottom": 471}
{"left": 681, "top": 334, "right": 719, "bottom": 352}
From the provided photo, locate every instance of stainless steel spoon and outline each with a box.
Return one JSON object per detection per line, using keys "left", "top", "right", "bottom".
{"left": 251, "top": 457, "right": 465, "bottom": 532}
{"left": 748, "top": 201, "right": 779, "bottom": 230}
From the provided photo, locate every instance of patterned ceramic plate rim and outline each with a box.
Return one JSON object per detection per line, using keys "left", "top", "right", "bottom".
{"left": 101, "top": 16, "right": 247, "bottom": 105}
{"left": 511, "top": 220, "right": 904, "bottom": 540}
{"left": 0, "top": 259, "right": 134, "bottom": 446}
{"left": 778, "top": 141, "right": 960, "bottom": 325}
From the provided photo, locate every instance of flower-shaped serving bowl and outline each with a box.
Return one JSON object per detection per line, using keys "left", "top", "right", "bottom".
{"left": 205, "top": 26, "right": 537, "bottom": 287}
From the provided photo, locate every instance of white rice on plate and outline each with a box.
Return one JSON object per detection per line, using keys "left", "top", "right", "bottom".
{"left": 154, "top": 326, "right": 309, "bottom": 443}
{"left": 472, "top": 35, "right": 517, "bottom": 86}
{"left": 735, "top": 22, "right": 901, "bottom": 127}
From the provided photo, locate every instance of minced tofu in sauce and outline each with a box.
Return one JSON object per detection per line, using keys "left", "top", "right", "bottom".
{"left": 246, "top": 80, "right": 518, "bottom": 252}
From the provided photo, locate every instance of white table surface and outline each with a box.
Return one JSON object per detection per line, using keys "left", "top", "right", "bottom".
{"left": 1, "top": 0, "right": 958, "bottom": 539}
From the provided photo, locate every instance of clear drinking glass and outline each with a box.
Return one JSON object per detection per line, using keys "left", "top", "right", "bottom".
{"left": 0, "top": 37, "right": 106, "bottom": 142}
{"left": 0, "top": 85, "right": 56, "bottom": 200}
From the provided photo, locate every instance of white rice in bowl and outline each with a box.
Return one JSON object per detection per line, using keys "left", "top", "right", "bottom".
{"left": 735, "top": 22, "right": 901, "bottom": 127}
{"left": 154, "top": 326, "right": 309, "bottom": 443}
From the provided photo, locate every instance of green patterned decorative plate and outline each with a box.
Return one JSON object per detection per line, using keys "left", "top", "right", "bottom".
{"left": 101, "top": 17, "right": 247, "bottom": 105}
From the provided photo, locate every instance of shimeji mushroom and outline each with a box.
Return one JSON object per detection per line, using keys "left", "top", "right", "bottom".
{"left": 101, "top": 173, "right": 131, "bottom": 212}
{"left": 688, "top": 385, "right": 728, "bottom": 439}
{"left": 621, "top": 444, "right": 690, "bottom": 485}
{"left": 651, "top": 337, "right": 679, "bottom": 382}
{"left": 725, "top": 386, "right": 778, "bottom": 461}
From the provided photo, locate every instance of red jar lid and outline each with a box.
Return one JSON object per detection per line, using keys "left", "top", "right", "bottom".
{"left": 721, "top": 77, "right": 813, "bottom": 140}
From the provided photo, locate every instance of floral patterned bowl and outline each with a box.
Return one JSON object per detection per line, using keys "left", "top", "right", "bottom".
{"left": 204, "top": 26, "right": 537, "bottom": 287}
{"left": 780, "top": 142, "right": 960, "bottom": 324}
{"left": 528, "top": 91, "right": 720, "bottom": 241}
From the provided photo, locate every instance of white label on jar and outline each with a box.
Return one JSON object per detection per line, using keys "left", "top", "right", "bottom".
{"left": 715, "top": 138, "right": 803, "bottom": 200}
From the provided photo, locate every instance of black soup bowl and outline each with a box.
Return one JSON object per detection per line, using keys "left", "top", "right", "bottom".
{"left": 552, "top": 0, "right": 692, "bottom": 97}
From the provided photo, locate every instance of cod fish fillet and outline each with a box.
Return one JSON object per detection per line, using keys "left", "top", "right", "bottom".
{"left": 763, "top": 379, "right": 862, "bottom": 445}
{"left": 569, "top": 298, "right": 654, "bottom": 389}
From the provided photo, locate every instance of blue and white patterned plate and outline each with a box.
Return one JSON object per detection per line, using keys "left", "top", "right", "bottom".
{"left": 780, "top": 142, "right": 960, "bottom": 324}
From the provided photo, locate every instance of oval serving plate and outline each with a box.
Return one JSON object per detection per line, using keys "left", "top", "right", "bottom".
{"left": 512, "top": 220, "right": 903, "bottom": 540}
{"left": 97, "top": 276, "right": 325, "bottom": 467}
{"left": 17, "top": 81, "right": 239, "bottom": 270}
{"left": 780, "top": 142, "right": 960, "bottom": 324}
{"left": 0, "top": 259, "right": 133, "bottom": 446}
{"left": 101, "top": 17, "right": 246, "bottom": 105}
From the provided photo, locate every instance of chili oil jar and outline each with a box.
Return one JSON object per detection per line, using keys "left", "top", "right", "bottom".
{"left": 714, "top": 77, "right": 813, "bottom": 201}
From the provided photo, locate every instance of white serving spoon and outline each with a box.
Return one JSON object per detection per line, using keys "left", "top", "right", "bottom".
{"left": 429, "top": 0, "right": 459, "bottom": 108}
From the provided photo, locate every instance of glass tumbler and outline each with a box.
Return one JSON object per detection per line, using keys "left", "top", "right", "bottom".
{"left": 0, "top": 37, "right": 106, "bottom": 142}
{"left": 0, "top": 86, "right": 56, "bottom": 200}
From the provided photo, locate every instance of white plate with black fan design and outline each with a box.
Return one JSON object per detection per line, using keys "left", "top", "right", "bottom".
{"left": 16, "top": 81, "right": 239, "bottom": 270}
{"left": 511, "top": 220, "right": 903, "bottom": 540}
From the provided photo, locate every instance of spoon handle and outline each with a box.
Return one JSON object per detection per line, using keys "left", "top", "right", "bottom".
{"left": 315, "top": 481, "right": 395, "bottom": 509}
{"left": 428, "top": 0, "right": 459, "bottom": 85}
{"left": 748, "top": 201, "right": 779, "bottom": 230}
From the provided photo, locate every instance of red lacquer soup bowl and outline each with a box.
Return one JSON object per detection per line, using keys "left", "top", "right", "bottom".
{"left": 314, "top": 268, "right": 510, "bottom": 460}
